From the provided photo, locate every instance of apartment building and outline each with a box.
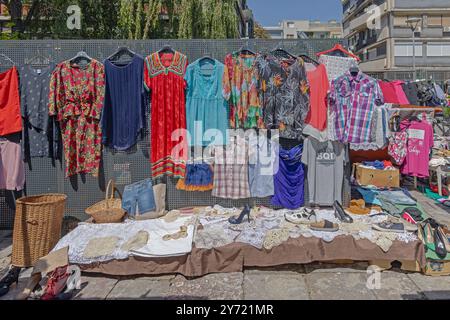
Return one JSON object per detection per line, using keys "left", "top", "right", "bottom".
{"left": 342, "top": 0, "right": 450, "bottom": 73}
{"left": 264, "top": 20, "right": 343, "bottom": 39}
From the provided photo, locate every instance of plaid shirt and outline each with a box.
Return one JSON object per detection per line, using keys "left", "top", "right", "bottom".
{"left": 330, "top": 71, "right": 384, "bottom": 144}
{"left": 212, "top": 135, "right": 250, "bottom": 199}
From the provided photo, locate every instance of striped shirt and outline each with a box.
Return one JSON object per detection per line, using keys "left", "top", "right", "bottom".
{"left": 330, "top": 71, "right": 384, "bottom": 144}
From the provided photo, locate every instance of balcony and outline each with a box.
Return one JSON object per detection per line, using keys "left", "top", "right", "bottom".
{"left": 394, "top": 0, "right": 450, "bottom": 10}
{"left": 393, "top": 27, "right": 446, "bottom": 39}
{"left": 343, "top": 2, "right": 387, "bottom": 37}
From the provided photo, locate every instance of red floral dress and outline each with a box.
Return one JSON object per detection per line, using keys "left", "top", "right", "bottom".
{"left": 144, "top": 51, "right": 188, "bottom": 179}
{"left": 48, "top": 60, "right": 105, "bottom": 177}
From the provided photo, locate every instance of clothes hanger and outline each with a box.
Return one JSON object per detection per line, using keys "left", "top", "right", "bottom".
{"left": 349, "top": 66, "right": 360, "bottom": 76}
{"left": 238, "top": 45, "right": 256, "bottom": 56}
{"left": 316, "top": 44, "right": 361, "bottom": 61}
{"left": 69, "top": 51, "right": 92, "bottom": 65}
{"left": 107, "top": 46, "right": 135, "bottom": 64}
{"left": 298, "top": 54, "right": 319, "bottom": 66}
{"left": 0, "top": 54, "right": 15, "bottom": 67}
{"left": 271, "top": 46, "right": 296, "bottom": 60}
{"left": 158, "top": 44, "right": 175, "bottom": 54}
{"left": 26, "top": 49, "right": 53, "bottom": 66}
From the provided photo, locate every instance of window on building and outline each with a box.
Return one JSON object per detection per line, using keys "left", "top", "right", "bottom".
{"left": 286, "top": 34, "right": 295, "bottom": 39}
{"left": 427, "top": 16, "right": 442, "bottom": 27}
{"left": 394, "top": 16, "right": 409, "bottom": 27}
{"left": 394, "top": 43, "right": 423, "bottom": 57}
{"left": 287, "top": 22, "right": 295, "bottom": 28}
{"left": 443, "top": 16, "right": 450, "bottom": 28}
{"left": 427, "top": 43, "right": 450, "bottom": 57}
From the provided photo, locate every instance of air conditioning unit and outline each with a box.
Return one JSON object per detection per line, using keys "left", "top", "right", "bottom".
{"left": 444, "top": 27, "right": 450, "bottom": 32}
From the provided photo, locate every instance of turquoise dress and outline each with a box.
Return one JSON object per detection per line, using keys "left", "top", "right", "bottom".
{"left": 185, "top": 59, "right": 229, "bottom": 147}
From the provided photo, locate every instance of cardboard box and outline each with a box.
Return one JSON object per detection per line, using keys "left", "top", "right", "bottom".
{"left": 423, "top": 260, "right": 450, "bottom": 276}
{"left": 353, "top": 163, "right": 400, "bottom": 188}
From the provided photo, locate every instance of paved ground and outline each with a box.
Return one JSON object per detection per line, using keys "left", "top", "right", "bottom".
{"left": 1, "top": 190, "right": 450, "bottom": 300}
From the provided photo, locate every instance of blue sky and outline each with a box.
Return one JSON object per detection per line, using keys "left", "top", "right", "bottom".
{"left": 248, "top": 0, "right": 343, "bottom": 26}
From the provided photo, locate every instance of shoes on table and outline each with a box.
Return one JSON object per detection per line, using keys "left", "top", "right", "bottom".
{"left": 228, "top": 205, "right": 251, "bottom": 225}
{"left": 333, "top": 201, "right": 353, "bottom": 224}
{"left": 372, "top": 222, "right": 405, "bottom": 233}
{"left": 0, "top": 266, "right": 21, "bottom": 298}
{"left": 285, "top": 208, "right": 317, "bottom": 225}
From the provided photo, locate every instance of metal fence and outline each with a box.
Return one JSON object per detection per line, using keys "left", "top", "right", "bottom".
{"left": 367, "top": 70, "right": 450, "bottom": 85}
{"left": 0, "top": 38, "right": 350, "bottom": 229}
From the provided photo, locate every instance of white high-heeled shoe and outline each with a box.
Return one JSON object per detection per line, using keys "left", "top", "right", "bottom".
{"left": 65, "top": 266, "right": 81, "bottom": 291}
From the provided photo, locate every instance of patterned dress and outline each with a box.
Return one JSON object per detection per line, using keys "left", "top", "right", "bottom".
{"left": 256, "top": 55, "right": 310, "bottom": 140}
{"left": 48, "top": 60, "right": 105, "bottom": 178}
{"left": 222, "top": 52, "right": 263, "bottom": 129}
{"left": 144, "top": 51, "right": 188, "bottom": 180}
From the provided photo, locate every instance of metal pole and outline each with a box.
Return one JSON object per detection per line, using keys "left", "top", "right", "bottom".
{"left": 412, "top": 28, "right": 416, "bottom": 81}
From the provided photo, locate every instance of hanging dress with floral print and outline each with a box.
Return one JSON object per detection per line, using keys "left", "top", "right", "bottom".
{"left": 256, "top": 55, "right": 310, "bottom": 140}
{"left": 222, "top": 52, "right": 264, "bottom": 129}
{"left": 48, "top": 59, "right": 105, "bottom": 178}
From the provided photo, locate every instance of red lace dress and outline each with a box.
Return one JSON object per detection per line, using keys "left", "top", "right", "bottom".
{"left": 144, "top": 51, "right": 188, "bottom": 179}
{"left": 48, "top": 60, "right": 105, "bottom": 177}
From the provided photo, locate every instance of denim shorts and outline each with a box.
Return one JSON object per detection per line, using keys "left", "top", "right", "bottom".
{"left": 122, "top": 179, "right": 156, "bottom": 216}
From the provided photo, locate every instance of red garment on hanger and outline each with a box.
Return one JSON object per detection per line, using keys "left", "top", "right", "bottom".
{"left": 0, "top": 67, "right": 22, "bottom": 136}
{"left": 316, "top": 44, "right": 361, "bottom": 61}
{"left": 305, "top": 64, "right": 329, "bottom": 131}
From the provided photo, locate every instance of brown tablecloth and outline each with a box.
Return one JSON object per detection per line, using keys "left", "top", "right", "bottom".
{"left": 80, "top": 236, "right": 426, "bottom": 277}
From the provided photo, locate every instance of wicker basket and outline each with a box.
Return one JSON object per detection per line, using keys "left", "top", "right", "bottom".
{"left": 11, "top": 194, "right": 67, "bottom": 268}
{"left": 85, "top": 180, "right": 125, "bottom": 224}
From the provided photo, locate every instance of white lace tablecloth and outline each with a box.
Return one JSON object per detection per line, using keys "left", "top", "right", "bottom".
{"left": 53, "top": 216, "right": 195, "bottom": 265}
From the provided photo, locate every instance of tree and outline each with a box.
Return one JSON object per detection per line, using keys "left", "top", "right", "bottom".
{"left": 0, "top": 0, "right": 40, "bottom": 34}
{"left": 1, "top": 0, "right": 243, "bottom": 39}
{"left": 254, "top": 21, "right": 270, "bottom": 39}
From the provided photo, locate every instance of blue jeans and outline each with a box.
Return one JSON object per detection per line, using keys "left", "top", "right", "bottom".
{"left": 122, "top": 179, "right": 156, "bottom": 216}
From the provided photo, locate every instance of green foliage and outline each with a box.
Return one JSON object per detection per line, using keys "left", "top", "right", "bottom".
{"left": 2, "top": 0, "right": 241, "bottom": 39}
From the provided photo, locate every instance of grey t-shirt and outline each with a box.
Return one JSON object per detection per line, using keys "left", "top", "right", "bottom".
{"left": 301, "top": 137, "right": 348, "bottom": 206}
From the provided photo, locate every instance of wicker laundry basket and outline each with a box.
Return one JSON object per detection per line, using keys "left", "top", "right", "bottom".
{"left": 11, "top": 194, "right": 67, "bottom": 268}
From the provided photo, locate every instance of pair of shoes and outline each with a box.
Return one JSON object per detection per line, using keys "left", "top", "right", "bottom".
{"left": 333, "top": 201, "right": 353, "bottom": 223}
{"left": 422, "top": 219, "right": 448, "bottom": 258}
{"left": 56, "top": 266, "right": 81, "bottom": 300}
{"left": 41, "top": 266, "right": 71, "bottom": 301}
{"left": 373, "top": 221, "right": 405, "bottom": 233}
{"left": 228, "top": 205, "right": 251, "bottom": 225}
{"left": 0, "top": 266, "right": 21, "bottom": 298}
{"left": 285, "top": 208, "right": 316, "bottom": 224}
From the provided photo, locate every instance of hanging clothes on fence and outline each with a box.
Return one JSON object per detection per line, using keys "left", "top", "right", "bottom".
{"left": 185, "top": 58, "right": 229, "bottom": 146}
{"left": 302, "top": 137, "right": 348, "bottom": 206}
{"left": 272, "top": 143, "right": 304, "bottom": 210}
{"left": 0, "top": 135, "right": 25, "bottom": 191}
{"left": 400, "top": 118, "right": 434, "bottom": 178}
{"left": 256, "top": 54, "right": 310, "bottom": 140}
{"left": 19, "top": 64, "right": 58, "bottom": 159}
{"left": 144, "top": 51, "right": 189, "bottom": 180}
{"left": 48, "top": 59, "right": 105, "bottom": 178}
{"left": 102, "top": 54, "right": 145, "bottom": 151}
{"left": 304, "top": 64, "right": 329, "bottom": 131}
{"left": 248, "top": 133, "right": 277, "bottom": 198}
{"left": 222, "top": 52, "right": 263, "bottom": 129}
{"left": 212, "top": 134, "right": 250, "bottom": 199}
{"left": 329, "top": 70, "right": 384, "bottom": 144}
{"left": 0, "top": 67, "right": 22, "bottom": 136}
{"left": 318, "top": 55, "right": 358, "bottom": 82}
{"left": 401, "top": 82, "right": 420, "bottom": 106}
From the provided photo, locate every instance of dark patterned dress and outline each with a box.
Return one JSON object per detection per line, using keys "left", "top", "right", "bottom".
{"left": 256, "top": 55, "right": 310, "bottom": 140}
